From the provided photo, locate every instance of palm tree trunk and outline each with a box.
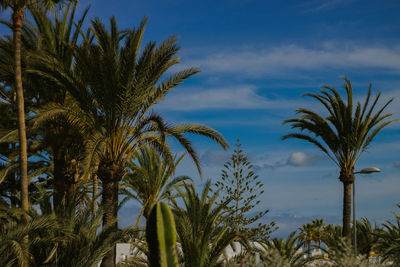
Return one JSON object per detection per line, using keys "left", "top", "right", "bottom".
{"left": 9, "top": 144, "right": 17, "bottom": 208}
{"left": 100, "top": 178, "right": 119, "bottom": 267}
{"left": 65, "top": 159, "right": 79, "bottom": 209}
{"left": 99, "top": 160, "right": 122, "bottom": 267}
{"left": 92, "top": 163, "right": 99, "bottom": 215}
{"left": 342, "top": 181, "right": 353, "bottom": 239}
{"left": 12, "top": 7, "right": 29, "bottom": 224}
{"left": 53, "top": 148, "right": 66, "bottom": 214}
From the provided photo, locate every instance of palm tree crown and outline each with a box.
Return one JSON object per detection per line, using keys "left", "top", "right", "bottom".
{"left": 30, "top": 16, "right": 228, "bottom": 267}
{"left": 172, "top": 180, "right": 236, "bottom": 267}
{"left": 282, "top": 76, "right": 397, "bottom": 238}
{"left": 121, "top": 145, "right": 190, "bottom": 223}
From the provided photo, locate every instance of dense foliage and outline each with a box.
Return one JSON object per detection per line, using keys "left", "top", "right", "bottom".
{"left": 214, "top": 140, "right": 276, "bottom": 243}
{"left": 0, "top": 2, "right": 398, "bottom": 267}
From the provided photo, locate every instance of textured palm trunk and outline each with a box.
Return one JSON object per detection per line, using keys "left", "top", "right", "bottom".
{"left": 100, "top": 178, "right": 119, "bottom": 267}
{"left": 342, "top": 181, "right": 353, "bottom": 239}
{"left": 10, "top": 144, "right": 18, "bottom": 208}
{"left": 65, "top": 159, "right": 79, "bottom": 209}
{"left": 53, "top": 148, "right": 66, "bottom": 214}
{"left": 65, "top": 174, "right": 78, "bottom": 208}
{"left": 92, "top": 164, "right": 99, "bottom": 215}
{"left": 12, "top": 7, "right": 29, "bottom": 225}
{"left": 99, "top": 161, "right": 123, "bottom": 267}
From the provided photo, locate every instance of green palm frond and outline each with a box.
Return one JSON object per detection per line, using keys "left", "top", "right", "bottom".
{"left": 172, "top": 180, "right": 236, "bottom": 267}
{"left": 283, "top": 77, "right": 397, "bottom": 173}
{"left": 121, "top": 146, "right": 188, "bottom": 219}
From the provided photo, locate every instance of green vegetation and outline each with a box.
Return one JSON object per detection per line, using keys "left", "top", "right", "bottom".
{"left": 282, "top": 77, "right": 396, "bottom": 238}
{"left": 214, "top": 140, "right": 276, "bottom": 243}
{"left": 146, "top": 202, "right": 179, "bottom": 267}
{"left": 0, "top": 2, "right": 398, "bottom": 267}
{"left": 172, "top": 180, "right": 237, "bottom": 267}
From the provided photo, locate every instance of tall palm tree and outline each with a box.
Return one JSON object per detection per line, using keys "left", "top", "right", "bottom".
{"left": 30, "top": 17, "right": 228, "bottom": 266}
{"left": 172, "top": 180, "right": 236, "bottom": 267}
{"left": 121, "top": 146, "right": 190, "bottom": 224}
{"left": 27, "top": 3, "right": 89, "bottom": 214}
{"left": 0, "top": 0, "right": 68, "bottom": 223}
{"left": 282, "top": 77, "right": 396, "bottom": 238}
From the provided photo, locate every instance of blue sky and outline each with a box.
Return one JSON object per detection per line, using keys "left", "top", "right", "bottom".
{"left": 83, "top": 0, "right": 400, "bottom": 237}
{"left": 4, "top": 0, "right": 400, "bottom": 237}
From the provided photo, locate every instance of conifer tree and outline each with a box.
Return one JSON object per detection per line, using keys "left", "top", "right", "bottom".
{"left": 215, "top": 139, "right": 276, "bottom": 243}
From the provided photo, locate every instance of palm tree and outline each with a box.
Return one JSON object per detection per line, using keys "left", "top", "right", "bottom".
{"left": 0, "top": 0, "right": 67, "bottom": 224}
{"left": 323, "top": 237, "right": 384, "bottom": 267}
{"left": 264, "top": 231, "right": 309, "bottom": 267}
{"left": 0, "top": 86, "right": 18, "bottom": 207}
{"left": 355, "top": 218, "right": 380, "bottom": 257}
{"left": 321, "top": 224, "right": 343, "bottom": 253}
{"left": 121, "top": 145, "right": 190, "bottom": 225}
{"left": 1, "top": 2, "right": 90, "bottom": 214}
{"left": 43, "top": 204, "right": 131, "bottom": 267}
{"left": 375, "top": 204, "right": 400, "bottom": 265}
{"left": 0, "top": 204, "right": 62, "bottom": 267}
{"left": 26, "top": 3, "right": 89, "bottom": 214}
{"left": 297, "top": 222, "right": 314, "bottom": 254}
{"left": 282, "top": 77, "right": 396, "bottom": 238}
{"left": 30, "top": 17, "right": 228, "bottom": 266}
{"left": 172, "top": 180, "right": 236, "bottom": 267}
{"left": 310, "top": 218, "right": 325, "bottom": 248}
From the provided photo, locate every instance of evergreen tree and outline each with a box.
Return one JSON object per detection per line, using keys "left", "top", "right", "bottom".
{"left": 215, "top": 139, "right": 276, "bottom": 243}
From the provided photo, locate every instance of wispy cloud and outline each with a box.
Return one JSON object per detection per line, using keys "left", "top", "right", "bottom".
{"left": 156, "top": 85, "right": 310, "bottom": 111}
{"left": 253, "top": 151, "right": 326, "bottom": 171}
{"left": 299, "top": 0, "right": 354, "bottom": 13}
{"left": 157, "top": 85, "right": 265, "bottom": 110}
{"left": 181, "top": 44, "right": 400, "bottom": 77}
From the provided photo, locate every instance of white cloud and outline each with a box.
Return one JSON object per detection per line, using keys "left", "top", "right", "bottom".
{"left": 299, "top": 0, "right": 353, "bottom": 13}
{"left": 158, "top": 85, "right": 264, "bottom": 110}
{"left": 251, "top": 150, "right": 327, "bottom": 171}
{"left": 288, "top": 152, "right": 309, "bottom": 166}
{"left": 287, "top": 152, "right": 321, "bottom": 166}
{"left": 156, "top": 85, "right": 310, "bottom": 111}
{"left": 183, "top": 44, "right": 400, "bottom": 77}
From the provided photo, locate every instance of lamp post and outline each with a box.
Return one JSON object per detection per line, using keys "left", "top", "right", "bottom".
{"left": 353, "top": 167, "right": 381, "bottom": 255}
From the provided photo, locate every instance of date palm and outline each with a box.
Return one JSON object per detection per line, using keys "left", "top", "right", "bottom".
{"left": 121, "top": 146, "right": 190, "bottom": 226}
{"left": 282, "top": 77, "right": 396, "bottom": 239}
{"left": 30, "top": 17, "right": 228, "bottom": 266}
{"left": 27, "top": 3, "right": 89, "bottom": 213}
{"left": 375, "top": 205, "right": 400, "bottom": 265}
{"left": 0, "top": 0, "right": 69, "bottom": 223}
{"left": 41, "top": 203, "right": 131, "bottom": 267}
{"left": 264, "top": 231, "right": 309, "bottom": 267}
{"left": 172, "top": 180, "right": 236, "bottom": 267}
{"left": 0, "top": 204, "right": 63, "bottom": 267}
{"left": 355, "top": 218, "right": 380, "bottom": 257}
{"left": 297, "top": 222, "right": 314, "bottom": 253}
